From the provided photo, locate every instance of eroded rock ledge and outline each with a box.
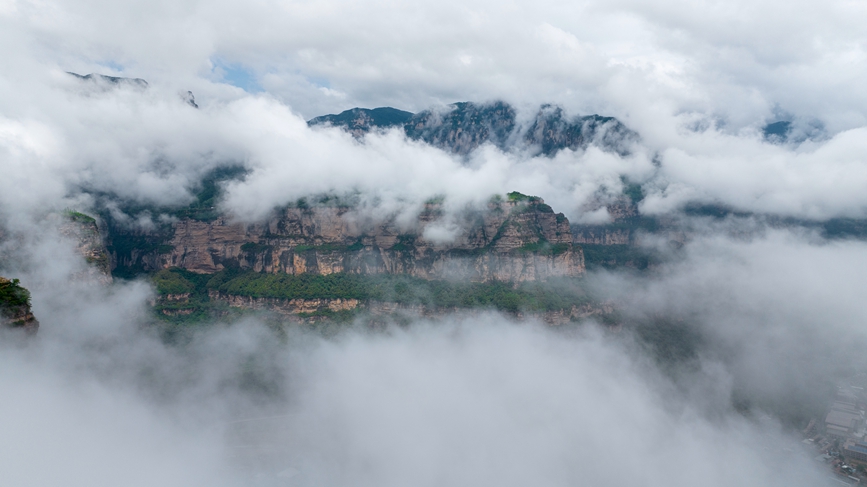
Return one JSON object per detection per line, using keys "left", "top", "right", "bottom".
{"left": 114, "top": 194, "right": 585, "bottom": 283}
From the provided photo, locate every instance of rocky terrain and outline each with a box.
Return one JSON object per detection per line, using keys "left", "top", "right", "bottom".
{"left": 309, "top": 101, "right": 638, "bottom": 156}
{"left": 112, "top": 192, "right": 584, "bottom": 282}
{"left": 61, "top": 211, "right": 113, "bottom": 285}
{"left": 68, "top": 72, "right": 149, "bottom": 90}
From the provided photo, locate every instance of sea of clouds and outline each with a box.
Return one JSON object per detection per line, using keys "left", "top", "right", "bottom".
{"left": 2, "top": 0, "right": 867, "bottom": 485}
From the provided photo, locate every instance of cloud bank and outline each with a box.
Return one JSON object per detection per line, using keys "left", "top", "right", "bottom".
{"left": 0, "top": 0, "right": 865, "bottom": 223}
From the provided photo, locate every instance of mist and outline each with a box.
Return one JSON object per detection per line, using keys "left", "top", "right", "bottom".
{"left": 2, "top": 0, "right": 867, "bottom": 484}
{"left": 0, "top": 217, "right": 862, "bottom": 485}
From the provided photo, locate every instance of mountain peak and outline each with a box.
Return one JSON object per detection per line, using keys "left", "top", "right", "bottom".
{"left": 309, "top": 101, "right": 637, "bottom": 157}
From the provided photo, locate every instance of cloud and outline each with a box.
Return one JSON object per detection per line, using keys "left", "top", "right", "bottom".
{"left": 0, "top": 3, "right": 866, "bottom": 484}
{"left": 590, "top": 228, "right": 867, "bottom": 421}
{"left": 0, "top": 0, "right": 865, "bottom": 222}
{"left": 0, "top": 285, "right": 834, "bottom": 487}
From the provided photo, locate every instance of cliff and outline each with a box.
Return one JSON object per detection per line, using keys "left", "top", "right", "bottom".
{"left": 114, "top": 193, "right": 584, "bottom": 282}
{"left": 0, "top": 277, "right": 38, "bottom": 334}
{"left": 61, "top": 211, "right": 113, "bottom": 285}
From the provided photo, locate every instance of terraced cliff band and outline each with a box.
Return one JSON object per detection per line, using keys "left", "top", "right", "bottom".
{"left": 111, "top": 193, "right": 584, "bottom": 282}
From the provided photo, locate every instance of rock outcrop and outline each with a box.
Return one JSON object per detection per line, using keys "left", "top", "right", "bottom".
{"left": 308, "top": 101, "right": 638, "bottom": 157}
{"left": 111, "top": 194, "right": 585, "bottom": 282}
{"left": 307, "top": 107, "right": 413, "bottom": 138}
{"left": 0, "top": 277, "right": 38, "bottom": 334}
{"left": 61, "top": 211, "right": 113, "bottom": 285}
{"left": 67, "top": 72, "right": 149, "bottom": 90}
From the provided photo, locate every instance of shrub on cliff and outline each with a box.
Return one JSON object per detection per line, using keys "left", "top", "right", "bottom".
{"left": 152, "top": 269, "right": 196, "bottom": 295}
{"left": 0, "top": 277, "right": 31, "bottom": 311}
{"left": 210, "top": 271, "right": 589, "bottom": 313}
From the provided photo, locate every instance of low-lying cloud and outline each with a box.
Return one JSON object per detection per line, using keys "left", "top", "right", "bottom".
{"left": 1, "top": 0, "right": 866, "bottom": 485}
{"left": 1, "top": 221, "right": 863, "bottom": 486}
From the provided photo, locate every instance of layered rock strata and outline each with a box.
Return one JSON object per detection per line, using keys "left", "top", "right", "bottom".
{"left": 61, "top": 213, "right": 113, "bottom": 284}
{"left": 114, "top": 196, "right": 585, "bottom": 282}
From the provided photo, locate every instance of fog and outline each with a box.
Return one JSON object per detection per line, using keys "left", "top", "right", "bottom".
{"left": 1, "top": 215, "right": 863, "bottom": 485}
{"left": 2, "top": 0, "right": 867, "bottom": 484}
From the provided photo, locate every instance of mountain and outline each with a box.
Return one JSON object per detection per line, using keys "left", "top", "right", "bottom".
{"left": 404, "top": 101, "right": 517, "bottom": 155}
{"left": 308, "top": 101, "right": 638, "bottom": 156}
{"left": 67, "top": 72, "right": 149, "bottom": 90}
{"left": 101, "top": 184, "right": 595, "bottom": 323}
{"left": 307, "top": 107, "right": 413, "bottom": 138}
{"left": 109, "top": 192, "right": 584, "bottom": 282}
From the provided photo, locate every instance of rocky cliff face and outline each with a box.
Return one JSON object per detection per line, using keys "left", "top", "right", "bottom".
{"left": 308, "top": 101, "right": 637, "bottom": 157}
{"left": 572, "top": 227, "right": 633, "bottom": 245}
{"left": 405, "top": 101, "right": 517, "bottom": 155}
{"left": 61, "top": 212, "right": 113, "bottom": 285}
{"left": 0, "top": 277, "right": 38, "bottom": 335}
{"left": 114, "top": 195, "right": 584, "bottom": 282}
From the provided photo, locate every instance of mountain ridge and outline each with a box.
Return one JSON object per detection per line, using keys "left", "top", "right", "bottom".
{"left": 309, "top": 101, "right": 638, "bottom": 156}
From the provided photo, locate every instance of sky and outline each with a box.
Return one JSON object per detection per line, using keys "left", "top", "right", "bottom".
{"left": 1, "top": 0, "right": 867, "bottom": 485}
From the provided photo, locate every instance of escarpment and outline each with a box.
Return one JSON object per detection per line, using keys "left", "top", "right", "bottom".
{"left": 110, "top": 194, "right": 584, "bottom": 282}
{"left": 61, "top": 211, "right": 113, "bottom": 285}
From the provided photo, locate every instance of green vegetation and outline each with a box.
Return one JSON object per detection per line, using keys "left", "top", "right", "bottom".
{"left": 240, "top": 242, "right": 272, "bottom": 254}
{"left": 347, "top": 240, "right": 365, "bottom": 251}
{"left": 64, "top": 209, "right": 97, "bottom": 224}
{"left": 390, "top": 235, "right": 416, "bottom": 252}
{"left": 517, "top": 240, "right": 570, "bottom": 256}
{"left": 182, "top": 165, "right": 248, "bottom": 221}
{"left": 619, "top": 176, "right": 645, "bottom": 205}
{"left": 152, "top": 269, "right": 196, "bottom": 295}
{"left": 0, "top": 278, "right": 31, "bottom": 311}
{"left": 507, "top": 191, "right": 541, "bottom": 203}
{"left": 635, "top": 318, "right": 702, "bottom": 365}
{"left": 210, "top": 271, "right": 589, "bottom": 313}
{"left": 147, "top": 265, "right": 593, "bottom": 325}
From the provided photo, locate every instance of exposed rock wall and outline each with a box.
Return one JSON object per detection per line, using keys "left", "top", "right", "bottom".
{"left": 119, "top": 197, "right": 584, "bottom": 282}
{"left": 60, "top": 215, "right": 113, "bottom": 285}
